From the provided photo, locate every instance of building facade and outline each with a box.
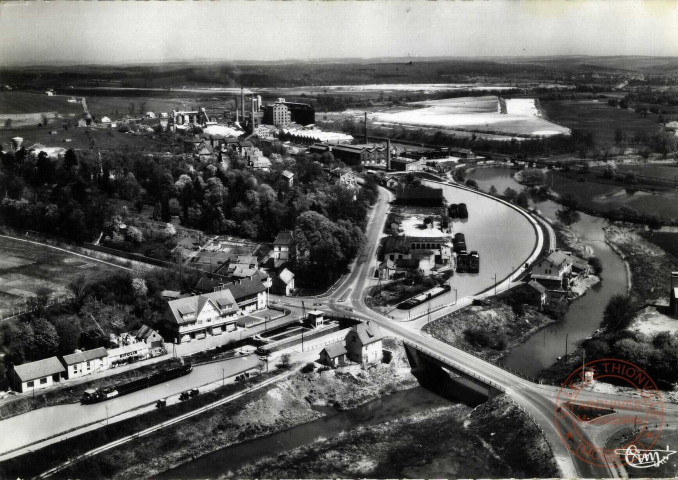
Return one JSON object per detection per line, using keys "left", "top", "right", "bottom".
{"left": 165, "top": 289, "right": 240, "bottom": 343}
{"left": 61, "top": 347, "right": 108, "bottom": 379}
{"left": 345, "top": 322, "right": 383, "bottom": 364}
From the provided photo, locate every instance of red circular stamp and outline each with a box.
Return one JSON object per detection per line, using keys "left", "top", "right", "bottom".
{"left": 554, "top": 359, "right": 664, "bottom": 468}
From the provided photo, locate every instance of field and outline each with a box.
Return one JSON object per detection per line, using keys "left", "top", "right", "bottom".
{"left": 640, "top": 231, "right": 678, "bottom": 259}
{"left": 371, "top": 96, "right": 570, "bottom": 137}
{"left": 547, "top": 171, "right": 678, "bottom": 219}
{"left": 0, "top": 124, "right": 168, "bottom": 152}
{"left": 0, "top": 92, "right": 83, "bottom": 115}
{"left": 540, "top": 99, "right": 662, "bottom": 143}
{"left": 85, "top": 96, "right": 200, "bottom": 118}
{"left": 0, "top": 236, "right": 122, "bottom": 318}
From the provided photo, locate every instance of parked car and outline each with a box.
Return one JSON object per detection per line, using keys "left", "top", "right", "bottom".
{"left": 469, "top": 251, "right": 480, "bottom": 273}
{"left": 179, "top": 391, "right": 190, "bottom": 401}
{"left": 453, "top": 233, "right": 466, "bottom": 253}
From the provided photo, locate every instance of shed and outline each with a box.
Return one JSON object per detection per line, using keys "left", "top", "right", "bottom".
{"left": 307, "top": 310, "right": 324, "bottom": 328}
{"left": 319, "top": 342, "right": 347, "bottom": 367}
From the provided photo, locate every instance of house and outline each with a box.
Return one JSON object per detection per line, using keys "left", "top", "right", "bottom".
{"left": 382, "top": 236, "right": 452, "bottom": 265}
{"left": 307, "top": 310, "right": 324, "bottom": 328}
{"left": 220, "top": 277, "right": 268, "bottom": 312}
{"left": 250, "top": 155, "right": 272, "bottom": 171}
{"left": 281, "top": 170, "right": 295, "bottom": 187}
{"left": 670, "top": 272, "right": 678, "bottom": 317}
{"left": 377, "top": 259, "right": 396, "bottom": 280}
{"left": 319, "top": 342, "right": 347, "bottom": 367}
{"left": 131, "top": 325, "right": 164, "bottom": 348}
{"left": 61, "top": 347, "right": 108, "bottom": 379}
{"left": 272, "top": 268, "right": 295, "bottom": 296}
{"left": 235, "top": 140, "right": 255, "bottom": 158}
{"left": 107, "top": 343, "right": 150, "bottom": 366}
{"left": 197, "top": 145, "right": 215, "bottom": 162}
{"left": 517, "top": 281, "right": 548, "bottom": 309}
{"left": 165, "top": 289, "right": 240, "bottom": 343}
{"left": 273, "top": 230, "right": 295, "bottom": 261}
{"left": 346, "top": 322, "right": 383, "bottom": 364}
{"left": 531, "top": 250, "right": 573, "bottom": 285}
{"left": 10, "top": 357, "right": 66, "bottom": 393}
{"left": 570, "top": 256, "right": 591, "bottom": 276}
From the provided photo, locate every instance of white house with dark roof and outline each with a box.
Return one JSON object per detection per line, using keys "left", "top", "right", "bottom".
{"left": 272, "top": 268, "right": 295, "bottom": 296}
{"left": 131, "top": 325, "right": 165, "bottom": 348}
{"left": 272, "top": 231, "right": 295, "bottom": 261}
{"left": 61, "top": 347, "right": 108, "bottom": 379}
{"left": 10, "top": 357, "right": 66, "bottom": 393}
{"left": 165, "top": 289, "right": 240, "bottom": 343}
{"left": 345, "top": 322, "right": 383, "bottom": 364}
{"left": 531, "top": 250, "right": 573, "bottom": 284}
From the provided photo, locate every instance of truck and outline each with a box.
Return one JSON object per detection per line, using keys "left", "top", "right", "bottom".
{"left": 468, "top": 251, "right": 480, "bottom": 273}
{"left": 453, "top": 233, "right": 466, "bottom": 253}
{"left": 456, "top": 250, "right": 469, "bottom": 273}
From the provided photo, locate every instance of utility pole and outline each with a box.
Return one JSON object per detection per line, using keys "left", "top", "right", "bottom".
{"left": 565, "top": 332, "right": 569, "bottom": 358}
{"left": 301, "top": 329, "right": 304, "bottom": 353}
{"left": 221, "top": 367, "right": 225, "bottom": 386}
{"left": 493, "top": 273, "right": 498, "bottom": 295}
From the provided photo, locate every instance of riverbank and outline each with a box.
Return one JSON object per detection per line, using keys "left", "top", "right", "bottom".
{"left": 32, "top": 339, "right": 418, "bottom": 479}
{"left": 423, "top": 299, "right": 557, "bottom": 363}
{"left": 232, "top": 394, "right": 558, "bottom": 479}
{"left": 604, "top": 223, "right": 678, "bottom": 303}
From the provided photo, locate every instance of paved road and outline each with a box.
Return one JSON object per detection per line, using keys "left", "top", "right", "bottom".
{"left": 279, "top": 180, "right": 678, "bottom": 478}
{"left": 0, "top": 354, "right": 260, "bottom": 457}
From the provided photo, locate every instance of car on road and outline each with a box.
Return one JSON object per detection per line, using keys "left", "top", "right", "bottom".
{"left": 468, "top": 251, "right": 479, "bottom": 273}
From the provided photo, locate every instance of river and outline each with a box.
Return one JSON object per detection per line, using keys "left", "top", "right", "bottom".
{"left": 467, "top": 166, "right": 628, "bottom": 377}
{"left": 155, "top": 387, "right": 464, "bottom": 479}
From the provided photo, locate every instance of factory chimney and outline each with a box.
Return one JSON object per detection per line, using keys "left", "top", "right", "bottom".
{"left": 386, "top": 138, "right": 391, "bottom": 171}
{"left": 240, "top": 87, "right": 245, "bottom": 122}
{"left": 364, "top": 112, "right": 368, "bottom": 144}
{"left": 251, "top": 96, "right": 256, "bottom": 132}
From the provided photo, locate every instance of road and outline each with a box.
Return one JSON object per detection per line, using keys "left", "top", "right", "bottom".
{"left": 279, "top": 180, "right": 678, "bottom": 478}
{"left": 0, "top": 354, "right": 260, "bottom": 459}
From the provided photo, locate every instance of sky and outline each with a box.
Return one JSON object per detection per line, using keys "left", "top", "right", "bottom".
{"left": 1, "top": 0, "right": 678, "bottom": 66}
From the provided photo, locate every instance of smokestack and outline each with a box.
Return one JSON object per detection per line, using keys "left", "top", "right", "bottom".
{"left": 251, "top": 96, "right": 256, "bottom": 132}
{"left": 11, "top": 137, "right": 23, "bottom": 151}
{"left": 241, "top": 87, "right": 245, "bottom": 122}
{"left": 364, "top": 112, "right": 368, "bottom": 144}
{"left": 386, "top": 138, "right": 391, "bottom": 170}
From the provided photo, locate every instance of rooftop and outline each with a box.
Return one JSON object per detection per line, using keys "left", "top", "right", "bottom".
{"left": 62, "top": 347, "right": 108, "bottom": 366}
{"left": 13, "top": 357, "right": 66, "bottom": 382}
{"left": 322, "top": 342, "right": 347, "bottom": 359}
{"left": 351, "top": 322, "right": 383, "bottom": 346}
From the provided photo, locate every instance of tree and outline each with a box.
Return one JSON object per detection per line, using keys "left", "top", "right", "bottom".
{"left": 556, "top": 207, "right": 580, "bottom": 226}
{"left": 4, "top": 118, "right": 11, "bottom": 128}
{"left": 488, "top": 185, "right": 498, "bottom": 197}
{"left": 51, "top": 316, "right": 81, "bottom": 355}
{"left": 28, "top": 318, "right": 60, "bottom": 359}
{"left": 131, "top": 277, "right": 148, "bottom": 298}
{"left": 588, "top": 257, "right": 603, "bottom": 276}
{"left": 503, "top": 188, "right": 518, "bottom": 203}
{"left": 465, "top": 179, "right": 479, "bottom": 189}
{"left": 515, "top": 191, "right": 529, "bottom": 209}
{"left": 602, "top": 294, "right": 635, "bottom": 332}
{"left": 280, "top": 353, "right": 292, "bottom": 368}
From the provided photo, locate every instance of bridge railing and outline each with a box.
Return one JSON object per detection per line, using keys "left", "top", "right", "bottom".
{"left": 403, "top": 339, "right": 506, "bottom": 394}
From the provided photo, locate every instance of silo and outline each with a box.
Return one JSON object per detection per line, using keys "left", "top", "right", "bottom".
{"left": 11, "top": 137, "right": 23, "bottom": 150}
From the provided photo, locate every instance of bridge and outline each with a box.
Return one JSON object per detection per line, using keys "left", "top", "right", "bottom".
{"left": 279, "top": 180, "right": 665, "bottom": 478}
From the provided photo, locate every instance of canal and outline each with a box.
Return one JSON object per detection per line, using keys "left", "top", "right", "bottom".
{"left": 155, "top": 387, "right": 469, "bottom": 479}
{"left": 467, "top": 166, "right": 629, "bottom": 377}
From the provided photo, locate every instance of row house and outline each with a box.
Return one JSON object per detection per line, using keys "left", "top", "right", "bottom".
{"left": 61, "top": 347, "right": 108, "bottom": 379}
{"left": 165, "top": 289, "right": 240, "bottom": 343}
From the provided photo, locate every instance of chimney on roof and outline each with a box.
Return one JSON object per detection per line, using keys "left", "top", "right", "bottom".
{"left": 364, "top": 112, "right": 368, "bottom": 144}
{"left": 241, "top": 87, "right": 245, "bottom": 122}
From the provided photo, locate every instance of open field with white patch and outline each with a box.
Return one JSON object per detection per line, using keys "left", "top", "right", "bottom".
{"left": 504, "top": 98, "right": 540, "bottom": 116}
{"left": 372, "top": 95, "right": 570, "bottom": 137}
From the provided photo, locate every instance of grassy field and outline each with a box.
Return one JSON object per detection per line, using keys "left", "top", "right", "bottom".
{"left": 0, "top": 236, "right": 122, "bottom": 318}
{"left": 0, "top": 92, "right": 83, "bottom": 115}
{"left": 540, "top": 99, "right": 662, "bottom": 143}
{"left": 641, "top": 231, "right": 678, "bottom": 259}
{"left": 85, "top": 96, "right": 200, "bottom": 118}
{"left": 0, "top": 124, "right": 167, "bottom": 152}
